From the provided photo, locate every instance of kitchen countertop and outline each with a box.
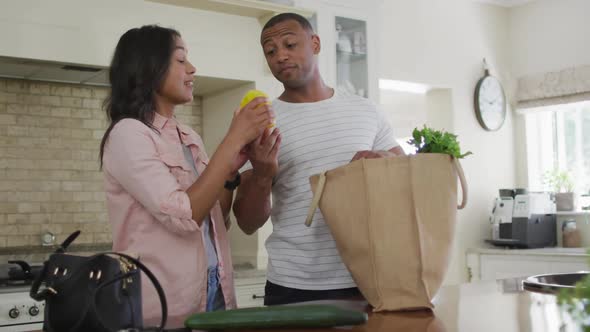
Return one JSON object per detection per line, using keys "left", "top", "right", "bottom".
{"left": 27, "top": 276, "right": 585, "bottom": 331}
{"left": 1, "top": 248, "right": 266, "bottom": 280}
{"left": 151, "top": 277, "right": 583, "bottom": 331}
{"left": 0, "top": 243, "right": 113, "bottom": 256}
{"left": 556, "top": 210, "right": 590, "bottom": 216}
{"left": 467, "top": 246, "right": 590, "bottom": 257}
{"left": 232, "top": 263, "right": 266, "bottom": 279}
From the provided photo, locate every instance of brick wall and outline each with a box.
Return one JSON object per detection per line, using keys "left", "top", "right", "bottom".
{"left": 0, "top": 78, "right": 202, "bottom": 247}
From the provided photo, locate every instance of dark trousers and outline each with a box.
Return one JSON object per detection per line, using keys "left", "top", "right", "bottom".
{"left": 263, "top": 281, "right": 362, "bottom": 306}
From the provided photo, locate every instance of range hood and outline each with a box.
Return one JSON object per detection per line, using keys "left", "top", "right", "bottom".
{"left": 0, "top": 56, "right": 109, "bottom": 87}
{"left": 0, "top": 56, "right": 252, "bottom": 97}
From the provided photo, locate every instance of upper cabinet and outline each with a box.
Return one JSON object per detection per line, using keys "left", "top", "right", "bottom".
{"left": 148, "top": 0, "right": 379, "bottom": 101}
{"left": 146, "top": 0, "right": 314, "bottom": 25}
{"left": 295, "top": 0, "right": 380, "bottom": 102}
{"left": 335, "top": 16, "right": 368, "bottom": 98}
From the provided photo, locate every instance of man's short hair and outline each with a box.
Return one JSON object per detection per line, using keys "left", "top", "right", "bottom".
{"left": 262, "top": 12, "right": 314, "bottom": 33}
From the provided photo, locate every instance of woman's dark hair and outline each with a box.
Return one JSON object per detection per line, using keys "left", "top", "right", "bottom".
{"left": 99, "top": 25, "right": 181, "bottom": 167}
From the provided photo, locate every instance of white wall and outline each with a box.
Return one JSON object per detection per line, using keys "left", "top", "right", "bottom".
{"left": 380, "top": 88, "right": 454, "bottom": 141}
{"left": 509, "top": 0, "right": 590, "bottom": 189}
{"left": 202, "top": 83, "right": 258, "bottom": 267}
{"left": 380, "top": 90, "right": 429, "bottom": 139}
{"left": 378, "top": 0, "right": 516, "bottom": 285}
{"left": 509, "top": 0, "right": 590, "bottom": 79}
{"left": 426, "top": 89, "right": 455, "bottom": 133}
{"left": 202, "top": 84, "right": 275, "bottom": 269}
{"left": 202, "top": 85, "right": 255, "bottom": 157}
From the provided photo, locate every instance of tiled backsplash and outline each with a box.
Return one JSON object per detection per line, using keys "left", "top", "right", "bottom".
{"left": 0, "top": 78, "right": 202, "bottom": 248}
{"left": 0, "top": 243, "right": 113, "bottom": 266}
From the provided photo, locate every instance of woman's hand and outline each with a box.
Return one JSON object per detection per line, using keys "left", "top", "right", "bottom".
{"left": 220, "top": 97, "right": 274, "bottom": 174}
{"left": 226, "top": 97, "right": 274, "bottom": 149}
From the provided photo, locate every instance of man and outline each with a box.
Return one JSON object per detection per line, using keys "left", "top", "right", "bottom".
{"left": 233, "top": 13, "right": 404, "bottom": 305}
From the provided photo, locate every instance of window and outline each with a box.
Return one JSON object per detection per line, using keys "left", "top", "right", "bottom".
{"left": 524, "top": 100, "right": 590, "bottom": 194}
{"left": 396, "top": 137, "right": 417, "bottom": 155}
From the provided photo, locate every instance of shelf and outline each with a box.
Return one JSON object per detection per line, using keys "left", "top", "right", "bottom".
{"left": 336, "top": 50, "right": 367, "bottom": 63}
{"left": 468, "top": 247, "right": 590, "bottom": 257}
{"left": 555, "top": 210, "right": 590, "bottom": 216}
{"left": 146, "top": 0, "right": 314, "bottom": 24}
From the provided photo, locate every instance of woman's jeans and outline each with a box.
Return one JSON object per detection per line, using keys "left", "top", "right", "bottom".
{"left": 206, "top": 266, "right": 225, "bottom": 312}
{"left": 164, "top": 266, "right": 225, "bottom": 331}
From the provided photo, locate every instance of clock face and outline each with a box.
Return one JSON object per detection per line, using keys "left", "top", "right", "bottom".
{"left": 475, "top": 75, "right": 506, "bottom": 131}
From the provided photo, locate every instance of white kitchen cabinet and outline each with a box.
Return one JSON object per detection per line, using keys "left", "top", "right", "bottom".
{"left": 335, "top": 16, "right": 369, "bottom": 98}
{"left": 466, "top": 247, "right": 589, "bottom": 282}
{"left": 234, "top": 275, "right": 266, "bottom": 308}
{"left": 147, "top": 0, "right": 314, "bottom": 24}
{"left": 295, "top": 0, "right": 380, "bottom": 102}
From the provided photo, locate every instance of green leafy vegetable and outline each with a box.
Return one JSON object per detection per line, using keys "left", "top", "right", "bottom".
{"left": 557, "top": 250, "right": 590, "bottom": 331}
{"left": 408, "top": 126, "right": 472, "bottom": 159}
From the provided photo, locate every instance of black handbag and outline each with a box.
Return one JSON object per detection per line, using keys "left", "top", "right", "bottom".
{"left": 30, "top": 231, "right": 167, "bottom": 332}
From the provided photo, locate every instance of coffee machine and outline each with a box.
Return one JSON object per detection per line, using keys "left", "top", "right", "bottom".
{"left": 489, "top": 197, "right": 513, "bottom": 240}
{"left": 488, "top": 189, "right": 557, "bottom": 248}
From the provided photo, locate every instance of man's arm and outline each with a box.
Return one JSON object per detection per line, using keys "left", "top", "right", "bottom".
{"left": 351, "top": 105, "right": 406, "bottom": 161}
{"left": 233, "top": 128, "right": 281, "bottom": 235}
{"left": 218, "top": 180, "right": 235, "bottom": 230}
{"left": 233, "top": 170, "right": 273, "bottom": 234}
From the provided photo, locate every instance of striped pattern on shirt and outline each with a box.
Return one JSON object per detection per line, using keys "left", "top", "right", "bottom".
{"left": 244, "top": 90, "right": 398, "bottom": 290}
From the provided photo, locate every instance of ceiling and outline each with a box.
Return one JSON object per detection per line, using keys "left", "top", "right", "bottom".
{"left": 0, "top": 56, "right": 251, "bottom": 97}
{"left": 473, "top": 0, "right": 537, "bottom": 7}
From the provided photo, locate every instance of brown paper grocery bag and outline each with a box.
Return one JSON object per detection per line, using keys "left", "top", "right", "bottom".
{"left": 305, "top": 154, "right": 467, "bottom": 312}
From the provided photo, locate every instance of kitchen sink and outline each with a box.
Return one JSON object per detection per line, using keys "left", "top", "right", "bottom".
{"left": 523, "top": 271, "right": 589, "bottom": 294}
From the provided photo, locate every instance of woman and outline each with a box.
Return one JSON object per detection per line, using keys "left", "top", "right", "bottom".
{"left": 99, "top": 25, "right": 273, "bottom": 327}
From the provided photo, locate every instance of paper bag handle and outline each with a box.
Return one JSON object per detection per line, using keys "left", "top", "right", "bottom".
{"left": 304, "top": 172, "right": 327, "bottom": 227}
{"left": 304, "top": 157, "right": 468, "bottom": 226}
{"left": 455, "top": 158, "right": 468, "bottom": 209}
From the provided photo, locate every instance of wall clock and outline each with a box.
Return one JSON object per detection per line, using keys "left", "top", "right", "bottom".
{"left": 474, "top": 61, "right": 506, "bottom": 131}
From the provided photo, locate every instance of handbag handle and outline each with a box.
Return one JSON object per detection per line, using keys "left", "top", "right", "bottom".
{"left": 29, "top": 261, "right": 52, "bottom": 301}
{"left": 31, "top": 252, "right": 168, "bottom": 332}
{"left": 304, "top": 156, "right": 469, "bottom": 227}
{"left": 92, "top": 252, "right": 168, "bottom": 332}
{"left": 30, "top": 232, "right": 83, "bottom": 300}
{"left": 454, "top": 158, "right": 468, "bottom": 210}
{"left": 55, "top": 230, "right": 81, "bottom": 253}
{"left": 304, "top": 171, "right": 327, "bottom": 227}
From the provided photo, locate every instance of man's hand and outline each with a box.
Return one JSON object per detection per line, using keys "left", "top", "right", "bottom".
{"left": 351, "top": 146, "right": 404, "bottom": 161}
{"left": 247, "top": 128, "right": 282, "bottom": 181}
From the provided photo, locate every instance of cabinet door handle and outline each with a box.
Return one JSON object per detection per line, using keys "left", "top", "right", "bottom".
{"left": 252, "top": 294, "right": 265, "bottom": 299}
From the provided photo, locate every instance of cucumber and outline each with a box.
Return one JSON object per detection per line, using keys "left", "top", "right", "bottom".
{"left": 184, "top": 304, "right": 368, "bottom": 330}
